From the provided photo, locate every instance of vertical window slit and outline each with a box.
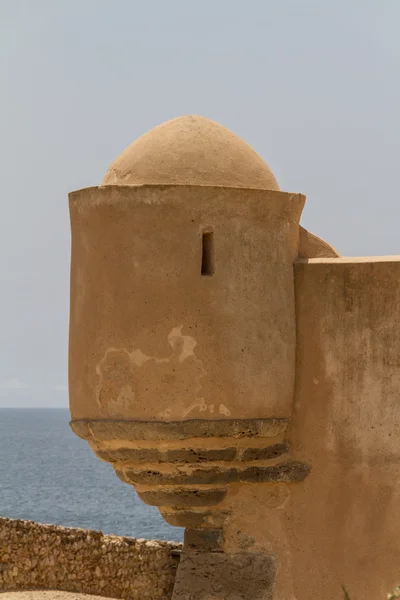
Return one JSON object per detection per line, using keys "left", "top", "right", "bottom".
{"left": 201, "top": 231, "right": 214, "bottom": 276}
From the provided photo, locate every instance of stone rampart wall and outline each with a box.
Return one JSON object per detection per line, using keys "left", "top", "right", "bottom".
{"left": 0, "top": 517, "right": 181, "bottom": 599}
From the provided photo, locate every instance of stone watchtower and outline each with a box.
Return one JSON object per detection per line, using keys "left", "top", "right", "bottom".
{"left": 69, "top": 116, "right": 400, "bottom": 599}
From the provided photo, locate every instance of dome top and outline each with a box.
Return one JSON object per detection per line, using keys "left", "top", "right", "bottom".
{"left": 101, "top": 115, "right": 279, "bottom": 190}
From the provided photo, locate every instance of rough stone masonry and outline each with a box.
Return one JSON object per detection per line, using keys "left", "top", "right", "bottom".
{"left": 0, "top": 517, "right": 181, "bottom": 599}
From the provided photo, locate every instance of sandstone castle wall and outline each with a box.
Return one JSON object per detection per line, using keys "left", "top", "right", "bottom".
{"left": 0, "top": 517, "right": 181, "bottom": 599}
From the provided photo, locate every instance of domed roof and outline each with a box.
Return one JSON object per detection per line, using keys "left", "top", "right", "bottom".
{"left": 101, "top": 115, "right": 279, "bottom": 190}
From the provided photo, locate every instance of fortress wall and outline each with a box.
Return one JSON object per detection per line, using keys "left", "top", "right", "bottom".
{"left": 285, "top": 257, "right": 400, "bottom": 599}
{"left": 0, "top": 517, "right": 181, "bottom": 600}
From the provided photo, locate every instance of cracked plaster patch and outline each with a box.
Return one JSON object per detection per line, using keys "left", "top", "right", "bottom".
{"left": 95, "top": 326, "right": 213, "bottom": 419}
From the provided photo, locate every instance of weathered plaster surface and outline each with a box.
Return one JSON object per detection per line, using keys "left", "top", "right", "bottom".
{"left": 68, "top": 116, "right": 400, "bottom": 599}
{"left": 101, "top": 115, "right": 280, "bottom": 191}
{"left": 69, "top": 185, "right": 304, "bottom": 422}
{"left": 298, "top": 226, "right": 339, "bottom": 258}
{"left": 96, "top": 327, "right": 207, "bottom": 419}
{"left": 3, "top": 593, "right": 116, "bottom": 599}
{"left": 276, "top": 256, "right": 400, "bottom": 599}
{"left": 209, "top": 256, "right": 400, "bottom": 598}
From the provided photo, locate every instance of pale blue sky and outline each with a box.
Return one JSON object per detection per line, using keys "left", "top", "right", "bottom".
{"left": 1, "top": 0, "right": 400, "bottom": 407}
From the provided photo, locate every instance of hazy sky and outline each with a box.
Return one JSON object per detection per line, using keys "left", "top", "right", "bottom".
{"left": 1, "top": 0, "right": 400, "bottom": 407}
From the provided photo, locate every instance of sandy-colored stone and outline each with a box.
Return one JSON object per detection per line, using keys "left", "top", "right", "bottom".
{"left": 2, "top": 593, "right": 115, "bottom": 599}
{"left": 0, "top": 518, "right": 181, "bottom": 600}
{"left": 171, "top": 551, "right": 276, "bottom": 600}
{"left": 69, "top": 185, "right": 304, "bottom": 422}
{"left": 298, "top": 225, "right": 339, "bottom": 258}
{"left": 67, "top": 115, "right": 400, "bottom": 599}
{"left": 101, "top": 115, "right": 280, "bottom": 190}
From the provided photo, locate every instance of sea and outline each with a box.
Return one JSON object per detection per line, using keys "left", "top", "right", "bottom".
{"left": 0, "top": 408, "right": 183, "bottom": 542}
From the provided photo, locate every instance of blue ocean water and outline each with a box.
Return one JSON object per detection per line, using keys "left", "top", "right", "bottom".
{"left": 0, "top": 408, "right": 183, "bottom": 542}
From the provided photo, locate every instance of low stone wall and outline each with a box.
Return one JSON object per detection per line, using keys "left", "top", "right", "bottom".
{"left": 0, "top": 517, "right": 182, "bottom": 599}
